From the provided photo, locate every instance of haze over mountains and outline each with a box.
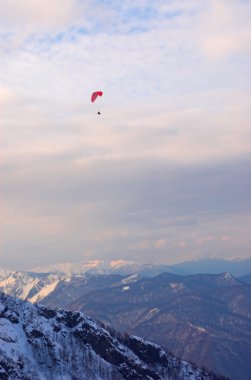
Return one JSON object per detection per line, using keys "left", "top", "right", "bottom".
{"left": 29, "top": 257, "right": 251, "bottom": 277}
{"left": 1, "top": 260, "right": 251, "bottom": 380}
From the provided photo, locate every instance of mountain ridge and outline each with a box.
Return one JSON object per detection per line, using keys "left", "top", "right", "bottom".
{"left": 23, "top": 257, "right": 251, "bottom": 277}
{"left": 0, "top": 292, "right": 224, "bottom": 380}
{"left": 1, "top": 268, "right": 250, "bottom": 379}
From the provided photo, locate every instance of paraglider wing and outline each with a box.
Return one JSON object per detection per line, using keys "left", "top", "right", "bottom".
{"left": 91, "top": 91, "right": 103, "bottom": 103}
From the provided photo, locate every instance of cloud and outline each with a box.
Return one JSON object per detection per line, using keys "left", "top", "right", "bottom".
{"left": 155, "top": 239, "right": 167, "bottom": 248}
{"left": 0, "top": 85, "right": 17, "bottom": 103}
{"left": 178, "top": 241, "right": 186, "bottom": 249}
{"left": 1, "top": 0, "right": 251, "bottom": 269}
{"left": 196, "top": 235, "right": 216, "bottom": 246}
{"left": 0, "top": 0, "right": 78, "bottom": 28}
{"left": 197, "top": 0, "right": 251, "bottom": 59}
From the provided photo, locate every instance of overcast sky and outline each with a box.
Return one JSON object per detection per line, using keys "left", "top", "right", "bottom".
{"left": 1, "top": 0, "right": 251, "bottom": 270}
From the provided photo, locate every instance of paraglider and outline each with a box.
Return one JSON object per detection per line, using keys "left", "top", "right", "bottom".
{"left": 91, "top": 91, "right": 103, "bottom": 115}
{"left": 91, "top": 91, "right": 103, "bottom": 103}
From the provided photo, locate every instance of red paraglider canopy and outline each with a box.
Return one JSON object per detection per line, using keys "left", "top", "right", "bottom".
{"left": 91, "top": 91, "right": 103, "bottom": 103}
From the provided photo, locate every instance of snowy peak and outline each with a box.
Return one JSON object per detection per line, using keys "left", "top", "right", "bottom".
{"left": 30, "top": 260, "right": 106, "bottom": 274}
{"left": 0, "top": 270, "right": 67, "bottom": 302}
{"left": 10, "top": 257, "right": 251, "bottom": 277}
{"left": 28, "top": 260, "right": 172, "bottom": 277}
{"left": 0, "top": 293, "right": 221, "bottom": 380}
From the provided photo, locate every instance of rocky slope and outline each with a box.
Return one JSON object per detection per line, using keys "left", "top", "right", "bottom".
{"left": 0, "top": 292, "right": 224, "bottom": 380}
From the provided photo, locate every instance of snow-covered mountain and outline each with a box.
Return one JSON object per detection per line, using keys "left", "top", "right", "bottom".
{"left": 30, "top": 260, "right": 107, "bottom": 275}
{"left": 28, "top": 257, "right": 251, "bottom": 277}
{"left": 0, "top": 268, "right": 246, "bottom": 379}
{"left": 29, "top": 260, "right": 172, "bottom": 277}
{"left": 0, "top": 292, "right": 221, "bottom": 380}
{"left": 0, "top": 268, "right": 66, "bottom": 303}
{"left": 41, "top": 272, "right": 249, "bottom": 380}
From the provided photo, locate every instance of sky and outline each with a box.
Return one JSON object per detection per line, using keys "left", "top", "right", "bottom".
{"left": 1, "top": 0, "right": 251, "bottom": 270}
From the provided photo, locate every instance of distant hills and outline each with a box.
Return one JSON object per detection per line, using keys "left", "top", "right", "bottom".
{"left": 239, "top": 274, "right": 251, "bottom": 284}
{"left": 166, "top": 258, "right": 251, "bottom": 277}
{"left": 56, "top": 272, "right": 251, "bottom": 380}
{"left": 28, "top": 257, "right": 251, "bottom": 277}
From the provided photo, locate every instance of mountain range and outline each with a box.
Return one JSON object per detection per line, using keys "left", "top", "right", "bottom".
{"left": 1, "top": 264, "right": 251, "bottom": 379}
{"left": 45, "top": 272, "right": 250, "bottom": 380}
{"left": 0, "top": 292, "right": 224, "bottom": 380}
{"left": 28, "top": 257, "right": 251, "bottom": 277}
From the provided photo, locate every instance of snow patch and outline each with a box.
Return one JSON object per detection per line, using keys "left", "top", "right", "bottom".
{"left": 188, "top": 323, "right": 206, "bottom": 333}
{"left": 110, "top": 259, "right": 136, "bottom": 269}
{"left": 170, "top": 282, "right": 184, "bottom": 290}
{"left": 149, "top": 307, "right": 159, "bottom": 314}
{"left": 29, "top": 280, "right": 59, "bottom": 303}
{"left": 0, "top": 277, "right": 16, "bottom": 287}
{"left": 122, "top": 273, "right": 138, "bottom": 285}
{"left": 30, "top": 260, "right": 104, "bottom": 274}
{"left": 20, "top": 279, "right": 40, "bottom": 299}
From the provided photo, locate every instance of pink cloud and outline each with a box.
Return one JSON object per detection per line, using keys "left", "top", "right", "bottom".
{"left": 155, "top": 239, "right": 167, "bottom": 249}
{"left": 178, "top": 241, "right": 186, "bottom": 248}
{"left": 196, "top": 235, "right": 216, "bottom": 246}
